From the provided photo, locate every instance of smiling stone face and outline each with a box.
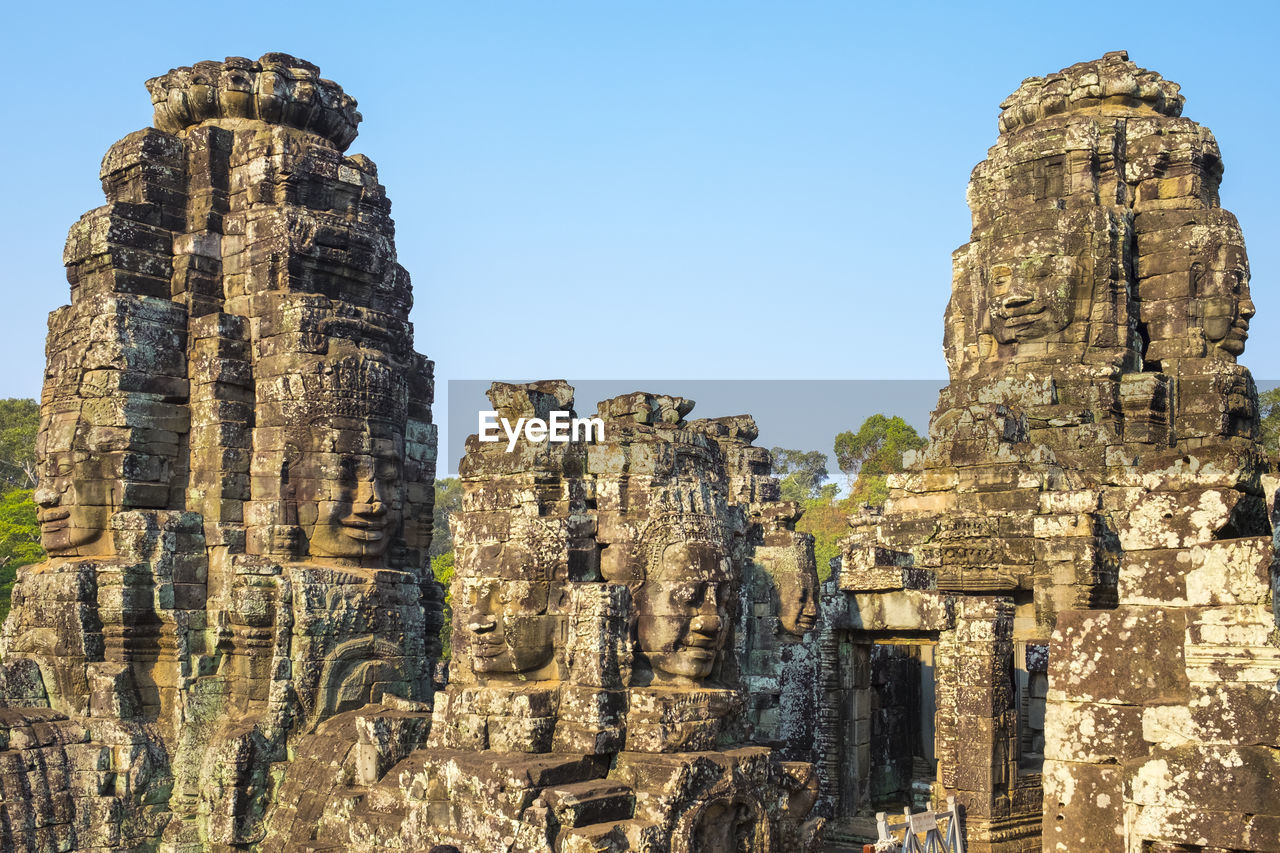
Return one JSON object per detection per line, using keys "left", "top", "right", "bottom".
{"left": 985, "top": 251, "right": 1084, "bottom": 345}
{"left": 31, "top": 412, "right": 118, "bottom": 559}
{"left": 1135, "top": 209, "right": 1256, "bottom": 365}
{"left": 303, "top": 438, "right": 402, "bottom": 561}
{"left": 33, "top": 450, "right": 113, "bottom": 557}
{"left": 635, "top": 541, "right": 731, "bottom": 684}
{"left": 778, "top": 556, "right": 819, "bottom": 636}
{"left": 463, "top": 578, "right": 557, "bottom": 676}
{"left": 1192, "top": 221, "right": 1254, "bottom": 358}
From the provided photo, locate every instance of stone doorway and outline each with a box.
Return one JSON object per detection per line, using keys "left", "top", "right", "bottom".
{"left": 867, "top": 640, "right": 937, "bottom": 814}
{"left": 823, "top": 632, "right": 939, "bottom": 842}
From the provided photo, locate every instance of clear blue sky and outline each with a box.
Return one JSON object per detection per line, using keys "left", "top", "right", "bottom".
{"left": 3, "top": 1, "right": 1277, "bottom": 420}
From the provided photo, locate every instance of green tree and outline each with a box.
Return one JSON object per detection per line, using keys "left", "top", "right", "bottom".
{"left": 834, "top": 414, "right": 927, "bottom": 508}
{"left": 0, "top": 399, "right": 39, "bottom": 491}
{"left": 0, "top": 489, "right": 43, "bottom": 623}
{"left": 431, "top": 551, "right": 455, "bottom": 660}
{"left": 429, "top": 477, "right": 462, "bottom": 557}
{"left": 0, "top": 400, "right": 43, "bottom": 624}
{"left": 769, "top": 448, "right": 829, "bottom": 502}
{"left": 1259, "top": 387, "right": 1280, "bottom": 456}
{"left": 795, "top": 491, "right": 849, "bottom": 583}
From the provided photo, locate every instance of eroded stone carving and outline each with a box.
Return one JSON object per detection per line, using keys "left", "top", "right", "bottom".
{"left": 824, "top": 51, "right": 1280, "bottom": 853}
{"left": 261, "top": 383, "right": 823, "bottom": 851}
{"left": 7, "top": 45, "right": 1271, "bottom": 853}
{"left": 633, "top": 538, "right": 732, "bottom": 685}
{"left": 0, "top": 54, "right": 438, "bottom": 850}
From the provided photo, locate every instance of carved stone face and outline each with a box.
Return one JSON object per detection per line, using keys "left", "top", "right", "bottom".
{"left": 465, "top": 578, "right": 556, "bottom": 675}
{"left": 1193, "top": 236, "right": 1254, "bottom": 356}
{"left": 33, "top": 450, "right": 112, "bottom": 557}
{"left": 778, "top": 559, "right": 819, "bottom": 636}
{"left": 985, "top": 253, "right": 1082, "bottom": 344}
{"left": 636, "top": 542, "right": 730, "bottom": 684}
{"left": 297, "top": 434, "right": 402, "bottom": 562}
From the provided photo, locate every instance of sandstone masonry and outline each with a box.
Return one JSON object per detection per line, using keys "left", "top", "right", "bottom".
{"left": 823, "top": 51, "right": 1279, "bottom": 853}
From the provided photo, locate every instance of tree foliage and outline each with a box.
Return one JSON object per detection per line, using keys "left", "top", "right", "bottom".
{"left": 431, "top": 551, "right": 455, "bottom": 660}
{"left": 1259, "top": 387, "right": 1280, "bottom": 457}
{"left": 0, "top": 400, "right": 43, "bottom": 623}
{"left": 769, "top": 447, "right": 829, "bottom": 503}
{"left": 0, "top": 399, "right": 39, "bottom": 491}
{"left": 429, "top": 477, "right": 462, "bottom": 557}
{"left": 795, "top": 491, "right": 849, "bottom": 583}
{"left": 428, "top": 478, "right": 463, "bottom": 659}
{"left": 0, "top": 488, "right": 42, "bottom": 624}
{"left": 833, "top": 414, "right": 927, "bottom": 507}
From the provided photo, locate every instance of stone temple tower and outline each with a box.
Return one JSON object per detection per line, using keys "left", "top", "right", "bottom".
{"left": 0, "top": 54, "right": 439, "bottom": 848}
{"left": 823, "top": 51, "right": 1278, "bottom": 853}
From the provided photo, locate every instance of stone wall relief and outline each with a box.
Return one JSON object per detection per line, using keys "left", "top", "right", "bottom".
{"left": 633, "top": 539, "right": 731, "bottom": 686}
{"left": 1190, "top": 213, "right": 1254, "bottom": 359}
{"left": 463, "top": 576, "right": 563, "bottom": 681}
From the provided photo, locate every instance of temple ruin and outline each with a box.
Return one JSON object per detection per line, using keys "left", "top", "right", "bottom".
{"left": 0, "top": 53, "right": 440, "bottom": 849}
{"left": 0, "top": 48, "right": 1276, "bottom": 853}
{"left": 827, "top": 50, "right": 1278, "bottom": 853}
{"left": 0, "top": 54, "right": 823, "bottom": 852}
{"left": 260, "top": 383, "right": 823, "bottom": 851}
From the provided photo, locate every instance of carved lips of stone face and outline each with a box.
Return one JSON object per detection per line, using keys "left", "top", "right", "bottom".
{"left": 637, "top": 542, "right": 730, "bottom": 684}
{"left": 33, "top": 451, "right": 111, "bottom": 557}
{"left": 1193, "top": 238, "right": 1254, "bottom": 356}
{"left": 465, "top": 579, "right": 556, "bottom": 676}
{"left": 306, "top": 439, "right": 402, "bottom": 562}
{"left": 986, "top": 254, "right": 1080, "bottom": 344}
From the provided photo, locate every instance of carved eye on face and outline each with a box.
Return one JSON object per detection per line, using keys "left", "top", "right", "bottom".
{"left": 1230, "top": 269, "right": 1247, "bottom": 295}
{"left": 673, "top": 584, "right": 701, "bottom": 608}
{"left": 988, "top": 265, "right": 1013, "bottom": 307}
{"left": 374, "top": 456, "right": 400, "bottom": 483}
{"left": 1190, "top": 262, "right": 1205, "bottom": 296}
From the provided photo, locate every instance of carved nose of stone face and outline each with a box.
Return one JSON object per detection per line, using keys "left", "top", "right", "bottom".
{"left": 1241, "top": 299, "right": 1256, "bottom": 321}
{"left": 33, "top": 481, "right": 59, "bottom": 508}
{"left": 354, "top": 478, "right": 389, "bottom": 516}
{"left": 690, "top": 613, "right": 721, "bottom": 636}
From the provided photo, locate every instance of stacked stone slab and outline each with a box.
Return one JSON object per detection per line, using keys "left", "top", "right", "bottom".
{"left": 0, "top": 54, "right": 438, "bottom": 850}
{"left": 702, "top": 415, "right": 821, "bottom": 762}
{"left": 261, "top": 383, "right": 824, "bottom": 851}
{"left": 825, "top": 51, "right": 1277, "bottom": 853}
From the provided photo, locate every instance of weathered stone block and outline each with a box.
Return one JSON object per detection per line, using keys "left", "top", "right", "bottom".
{"left": 1049, "top": 608, "right": 1189, "bottom": 705}
{"left": 1041, "top": 760, "right": 1125, "bottom": 852}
